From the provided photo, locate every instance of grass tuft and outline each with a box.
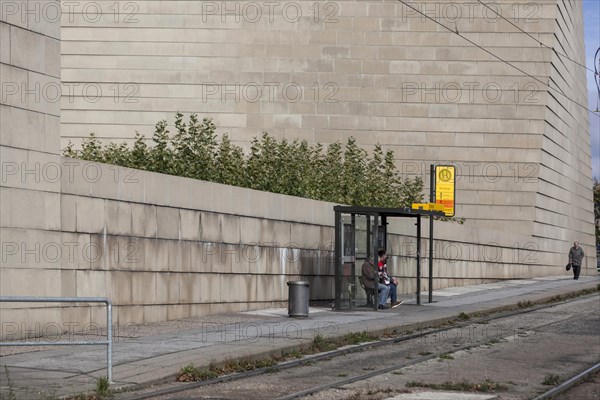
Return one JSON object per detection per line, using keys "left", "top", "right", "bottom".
{"left": 457, "top": 312, "right": 470, "bottom": 321}
{"left": 542, "top": 373, "right": 561, "bottom": 385}
{"left": 406, "top": 379, "right": 506, "bottom": 392}
{"left": 176, "top": 331, "right": 377, "bottom": 383}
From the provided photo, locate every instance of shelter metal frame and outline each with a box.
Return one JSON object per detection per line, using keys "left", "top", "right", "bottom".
{"left": 333, "top": 206, "right": 444, "bottom": 311}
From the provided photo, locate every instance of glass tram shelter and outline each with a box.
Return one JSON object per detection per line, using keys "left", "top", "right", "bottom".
{"left": 333, "top": 205, "right": 444, "bottom": 311}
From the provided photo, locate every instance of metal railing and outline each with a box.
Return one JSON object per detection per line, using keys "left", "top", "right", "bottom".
{"left": 0, "top": 296, "right": 113, "bottom": 382}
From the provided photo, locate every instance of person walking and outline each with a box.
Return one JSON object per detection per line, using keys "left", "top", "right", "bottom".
{"left": 568, "top": 241, "right": 585, "bottom": 280}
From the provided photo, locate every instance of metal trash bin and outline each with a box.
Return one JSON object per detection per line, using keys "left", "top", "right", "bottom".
{"left": 287, "top": 281, "right": 310, "bottom": 317}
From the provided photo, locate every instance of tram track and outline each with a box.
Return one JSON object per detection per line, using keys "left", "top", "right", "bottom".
{"left": 118, "top": 294, "right": 599, "bottom": 400}
{"left": 532, "top": 362, "right": 600, "bottom": 400}
{"left": 276, "top": 295, "right": 599, "bottom": 400}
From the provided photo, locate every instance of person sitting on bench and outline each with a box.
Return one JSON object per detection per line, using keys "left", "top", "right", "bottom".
{"left": 361, "top": 257, "right": 390, "bottom": 309}
{"left": 378, "top": 249, "right": 403, "bottom": 308}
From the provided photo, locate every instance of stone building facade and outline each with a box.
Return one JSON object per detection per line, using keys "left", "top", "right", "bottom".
{"left": 0, "top": 0, "right": 595, "bottom": 338}
{"left": 59, "top": 0, "right": 595, "bottom": 272}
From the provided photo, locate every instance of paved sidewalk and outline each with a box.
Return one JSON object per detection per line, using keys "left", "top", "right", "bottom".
{"left": 1, "top": 275, "right": 598, "bottom": 399}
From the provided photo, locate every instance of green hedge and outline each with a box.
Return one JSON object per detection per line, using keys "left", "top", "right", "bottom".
{"left": 63, "top": 112, "right": 424, "bottom": 208}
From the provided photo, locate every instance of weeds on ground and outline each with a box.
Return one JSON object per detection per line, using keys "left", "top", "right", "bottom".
{"left": 517, "top": 300, "right": 533, "bottom": 309}
{"left": 406, "top": 379, "right": 506, "bottom": 392}
{"left": 95, "top": 377, "right": 110, "bottom": 398}
{"left": 177, "top": 357, "right": 277, "bottom": 382}
{"left": 310, "top": 331, "right": 376, "bottom": 353}
{"left": 62, "top": 376, "right": 112, "bottom": 400}
{"left": 176, "top": 331, "right": 377, "bottom": 382}
{"left": 438, "top": 353, "right": 454, "bottom": 360}
{"left": 177, "top": 364, "right": 219, "bottom": 382}
{"left": 282, "top": 349, "right": 303, "bottom": 359}
{"left": 343, "top": 331, "right": 377, "bottom": 345}
{"left": 457, "top": 312, "right": 470, "bottom": 321}
{"left": 365, "top": 388, "right": 395, "bottom": 395}
{"left": 542, "top": 373, "right": 561, "bottom": 385}
{"left": 223, "top": 357, "right": 277, "bottom": 374}
{"left": 311, "top": 334, "right": 338, "bottom": 352}
{"left": 544, "top": 287, "right": 598, "bottom": 305}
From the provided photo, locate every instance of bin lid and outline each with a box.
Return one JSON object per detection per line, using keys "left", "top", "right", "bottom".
{"left": 287, "top": 281, "right": 310, "bottom": 286}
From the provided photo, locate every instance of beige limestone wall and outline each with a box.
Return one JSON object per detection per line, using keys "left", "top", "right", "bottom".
{"left": 0, "top": 0, "right": 341, "bottom": 337}
{"left": 1, "top": 155, "right": 339, "bottom": 336}
{"left": 1, "top": 0, "right": 65, "bottom": 335}
{"left": 534, "top": 1, "right": 596, "bottom": 275}
{"left": 1, "top": 0, "right": 596, "bottom": 340}
{"left": 1, "top": 154, "right": 554, "bottom": 340}
{"left": 58, "top": 0, "right": 596, "bottom": 274}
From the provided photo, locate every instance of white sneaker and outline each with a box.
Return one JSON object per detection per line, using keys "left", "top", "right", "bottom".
{"left": 391, "top": 300, "right": 403, "bottom": 308}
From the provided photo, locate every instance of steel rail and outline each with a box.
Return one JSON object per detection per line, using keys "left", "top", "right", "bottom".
{"left": 0, "top": 296, "right": 113, "bottom": 382}
{"left": 532, "top": 362, "right": 600, "bottom": 400}
{"left": 119, "top": 294, "right": 598, "bottom": 400}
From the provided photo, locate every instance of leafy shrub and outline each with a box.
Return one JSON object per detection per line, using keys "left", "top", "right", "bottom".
{"left": 63, "top": 113, "right": 425, "bottom": 208}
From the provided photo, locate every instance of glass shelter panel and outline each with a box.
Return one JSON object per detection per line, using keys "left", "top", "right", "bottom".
{"left": 338, "top": 214, "right": 355, "bottom": 310}
{"left": 353, "top": 215, "right": 369, "bottom": 307}
{"left": 336, "top": 213, "right": 385, "bottom": 310}
{"left": 355, "top": 215, "right": 368, "bottom": 260}
{"left": 334, "top": 205, "right": 440, "bottom": 311}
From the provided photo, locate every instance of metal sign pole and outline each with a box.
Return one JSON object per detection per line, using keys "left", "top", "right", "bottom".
{"left": 416, "top": 214, "right": 421, "bottom": 305}
{"left": 334, "top": 210, "right": 341, "bottom": 311}
{"left": 372, "top": 213, "right": 379, "bottom": 310}
{"left": 429, "top": 164, "right": 434, "bottom": 303}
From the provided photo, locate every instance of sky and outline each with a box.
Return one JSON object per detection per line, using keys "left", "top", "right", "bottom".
{"left": 583, "top": 0, "right": 599, "bottom": 180}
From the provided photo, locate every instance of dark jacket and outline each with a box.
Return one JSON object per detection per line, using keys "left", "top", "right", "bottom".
{"left": 569, "top": 246, "right": 584, "bottom": 266}
{"left": 361, "top": 259, "right": 377, "bottom": 289}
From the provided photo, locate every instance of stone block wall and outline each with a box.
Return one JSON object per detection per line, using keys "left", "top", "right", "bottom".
{"left": 534, "top": 1, "right": 595, "bottom": 262}
{"left": 1, "top": 0, "right": 64, "bottom": 336}
{"left": 1, "top": 156, "right": 338, "bottom": 335}
{"left": 1, "top": 153, "right": 555, "bottom": 339}
{"left": 59, "top": 0, "right": 596, "bottom": 272}
{"left": 1, "top": 0, "right": 596, "bottom": 340}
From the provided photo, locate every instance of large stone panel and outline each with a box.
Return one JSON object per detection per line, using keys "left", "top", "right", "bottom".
{"left": 0, "top": 186, "right": 61, "bottom": 230}
{"left": 1, "top": 0, "right": 595, "bottom": 341}
{"left": 75, "top": 196, "right": 105, "bottom": 233}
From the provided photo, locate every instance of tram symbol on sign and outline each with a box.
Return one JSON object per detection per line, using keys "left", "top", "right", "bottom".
{"left": 438, "top": 168, "right": 452, "bottom": 182}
